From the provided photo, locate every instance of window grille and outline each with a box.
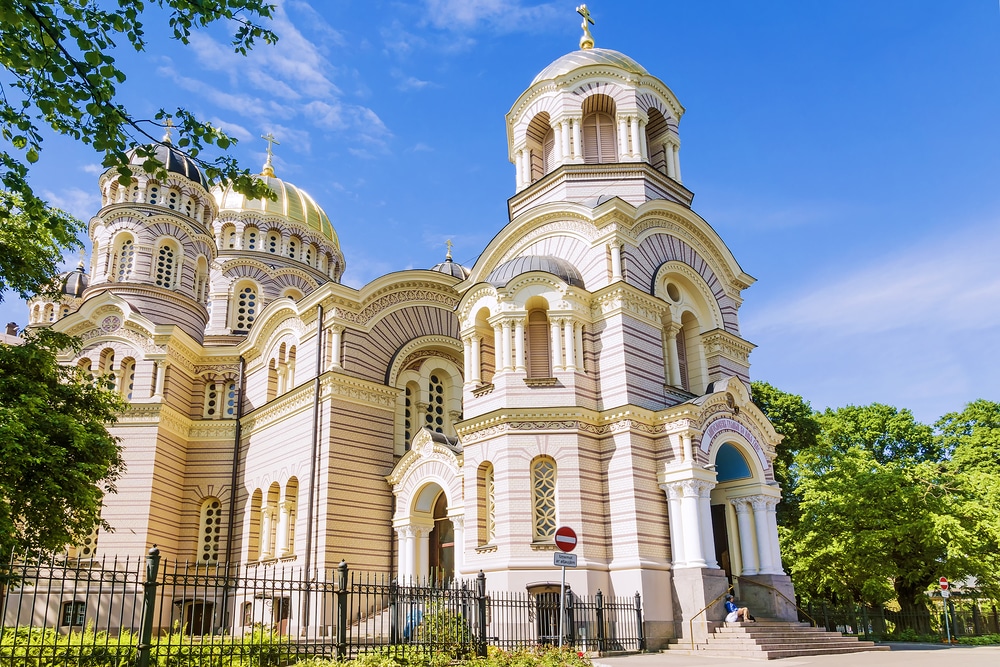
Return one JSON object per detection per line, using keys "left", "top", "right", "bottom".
{"left": 425, "top": 374, "right": 446, "bottom": 432}
{"left": 199, "top": 498, "right": 223, "bottom": 563}
{"left": 532, "top": 457, "right": 557, "bottom": 540}
{"left": 154, "top": 244, "right": 176, "bottom": 288}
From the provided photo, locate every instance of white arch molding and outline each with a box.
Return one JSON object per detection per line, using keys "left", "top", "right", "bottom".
{"left": 388, "top": 429, "right": 465, "bottom": 580}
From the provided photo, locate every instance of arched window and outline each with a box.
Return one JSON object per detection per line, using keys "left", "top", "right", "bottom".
{"left": 282, "top": 288, "right": 303, "bottom": 302}
{"left": 248, "top": 489, "right": 262, "bottom": 560}
{"left": 531, "top": 457, "right": 557, "bottom": 541}
{"left": 644, "top": 107, "right": 670, "bottom": 173}
{"left": 231, "top": 283, "right": 258, "bottom": 332}
{"left": 675, "top": 326, "right": 689, "bottom": 391}
{"left": 113, "top": 235, "right": 135, "bottom": 282}
{"left": 305, "top": 244, "right": 314, "bottom": 267}
{"left": 194, "top": 256, "right": 209, "bottom": 304}
{"left": 403, "top": 381, "right": 418, "bottom": 449}
{"left": 120, "top": 358, "right": 136, "bottom": 400}
{"left": 478, "top": 462, "right": 496, "bottom": 546}
{"left": 287, "top": 236, "right": 299, "bottom": 260}
{"left": 526, "top": 309, "right": 551, "bottom": 378}
{"left": 43, "top": 303, "right": 54, "bottom": 322}
{"left": 204, "top": 380, "right": 221, "bottom": 418}
{"left": 280, "top": 478, "right": 298, "bottom": 556}
{"left": 148, "top": 184, "right": 159, "bottom": 205}
{"left": 166, "top": 188, "right": 180, "bottom": 210}
{"left": 267, "top": 231, "right": 280, "bottom": 254}
{"left": 425, "top": 373, "right": 447, "bottom": 433}
{"left": 60, "top": 306, "right": 70, "bottom": 319}
{"left": 582, "top": 112, "right": 617, "bottom": 163}
{"left": 224, "top": 381, "right": 238, "bottom": 418}
{"left": 262, "top": 483, "right": 281, "bottom": 559}
{"left": 266, "top": 358, "right": 278, "bottom": 402}
{"left": 244, "top": 227, "right": 258, "bottom": 251}
{"left": 77, "top": 358, "right": 92, "bottom": 377}
{"left": 199, "top": 497, "right": 223, "bottom": 564}
{"left": 153, "top": 241, "right": 179, "bottom": 289}
{"left": 226, "top": 228, "right": 237, "bottom": 249}
{"left": 525, "top": 112, "right": 551, "bottom": 183}
{"left": 542, "top": 127, "right": 556, "bottom": 173}
{"left": 99, "top": 348, "right": 115, "bottom": 377}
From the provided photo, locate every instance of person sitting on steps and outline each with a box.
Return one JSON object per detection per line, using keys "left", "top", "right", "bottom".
{"left": 725, "top": 593, "right": 754, "bottom": 623}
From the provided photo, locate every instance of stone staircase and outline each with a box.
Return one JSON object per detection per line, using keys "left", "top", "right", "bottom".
{"left": 668, "top": 618, "right": 890, "bottom": 660}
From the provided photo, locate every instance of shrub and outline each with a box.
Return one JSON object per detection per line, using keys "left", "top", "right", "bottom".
{"left": 957, "top": 634, "right": 1000, "bottom": 646}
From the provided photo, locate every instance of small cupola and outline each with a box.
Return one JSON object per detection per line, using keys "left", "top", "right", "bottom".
{"left": 505, "top": 5, "right": 692, "bottom": 218}
{"left": 429, "top": 241, "right": 470, "bottom": 280}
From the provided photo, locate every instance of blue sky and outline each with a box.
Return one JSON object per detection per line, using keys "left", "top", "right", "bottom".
{"left": 3, "top": 0, "right": 999, "bottom": 424}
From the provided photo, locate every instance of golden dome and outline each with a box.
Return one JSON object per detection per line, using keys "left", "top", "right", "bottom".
{"left": 212, "top": 175, "right": 339, "bottom": 247}
{"left": 531, "top": 48, "right": 648, "bottom": 86}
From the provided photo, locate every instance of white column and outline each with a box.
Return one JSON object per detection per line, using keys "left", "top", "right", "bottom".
{"left": 609, "top": 242, "right": 623, "bottom": 280}
{"left": 399, "top": 526, "right": 415, "bottom": 580}
{"left": 665, "top": 143, "right": 677, "bottom": 179}
{"left": 493, "top": 324, "right": 503, "bottom": 374}
{"left": 673, "top": 143, "right": 682, "bottom": 182}
{"left": 638, "top": 119, "right": 648, "bottom": 160}
{"left": 751, "top": 496, "right": 776, "bottom": 574}
{"left": 277, "top": 501, "right": 294, "bottom": 555}
{"left": 451, "top": 514, "right": 465, "bottom": 577}
{"left": 574, "top": 322, "right": 584, "bottom": 370}
{"left": 629, "top": 116, "right": 641, "bottom": 159}
{"left": 153, "top": 361, "right": 167, "bottom": 398}
{"left": 550, "top": 319, "right": 563, "bottom": 373}
{"left": 682, "top": 433, "right": 694, "bottom": 464}
{"left": 663, "top": 483, "right": 687, "bottom": 567}
{"left": 396, "top": 528, "right": 408, "bottom": 579}
{"left": 617, "top": 116, "right": 629, "bottom": 158}
{"left": 766, "top": 497, "right": 784, "bottom": 574}
{"left": 563, "top": 319, "right": 576, "bottom": 371}
{"left": 699, "top": 484, "right": 719, "bottom": 569}
{"left": 571, "top": 118, "right": 582, "bottom": 162}
{"left": 329, "top": 325, "right": 343, "bottom": 370}
{"left": 664, "top": 321, "right": 682, "bottom": 387}
{"left": 561, "top": 121, "right": 571, "bottom": 162}
{"left": 515, "top": 149, "right": 524, "bottom": 188}
{"left": 501, "top": 320, "right": 513, "bottom": 371}
{"left": 732, "top": 498, "right": 759, "bottom": 575}
{"left": 416, "top": 526, "right": 431, "bottom": 580}
{"left": 463, "top": 336, "right": 473, "bottom": 386}
{"left": 553, "top": 123, "right": 563, "bottom": 163}
{"left": 514, "top": 319, "right": 525, "bottom": 372}
{"left": 260, "top": 508, "right": 275, "bottom": 559}
{"left": 523, "top": 149, "right": 533, "bottom": 184}
{"left": 471, "top": 336, "right": 482, "bottom": 385}
{"left": 680, "top": 480, "right": 706, "bottom": 567}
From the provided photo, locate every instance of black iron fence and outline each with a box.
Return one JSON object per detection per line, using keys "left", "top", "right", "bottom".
{"left": 800, "top": 598, "right": 1000, "bottom": 642}
{"left": 0, "top": 549, "right": 644, "bottom": 665}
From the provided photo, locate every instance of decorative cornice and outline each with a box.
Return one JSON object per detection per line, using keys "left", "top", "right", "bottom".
{"left": 591, "top": 284, "right": 668, "bottom": 327}
{"left": 701, "top": 328, "right": 755, "bottom": 366}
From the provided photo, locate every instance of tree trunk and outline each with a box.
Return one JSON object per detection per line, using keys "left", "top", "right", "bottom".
{"left": 894, "top": 578, "right": 932, "bottom": 634}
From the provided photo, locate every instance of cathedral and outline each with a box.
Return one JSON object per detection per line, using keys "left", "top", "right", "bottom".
{"left": 22, "top": 18, "right": 794, "bottom": 646}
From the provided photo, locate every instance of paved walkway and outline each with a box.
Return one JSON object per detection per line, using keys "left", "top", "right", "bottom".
{"left": 594, "top": 644, "right": 1000, "bottom": 666}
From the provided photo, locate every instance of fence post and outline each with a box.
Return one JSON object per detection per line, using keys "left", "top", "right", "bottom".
{"left": 389, "top": 577, "right": 399, "bottom": 645}
{"left": 137, "top": 546, "right": 161, "bottom": 667}
{"left": 861, "top": 606, "right": 870, "bottom": 641}
{"left": 336, "top": 560, "right": 348, "bottom": 659}
{"left": 634, "top": 592, "right": 645, "bottom": 652}
{"left": 566, "top": 591, "right": 576, "bottom": 647}
{"left": 595, "top": 590, "right": 605, "bottom": 654}
{"left": 821, "top": 601, "right": 829, "bottom": 630}
{"left": 476, "top": 570, "right": 487, "bottom": 658}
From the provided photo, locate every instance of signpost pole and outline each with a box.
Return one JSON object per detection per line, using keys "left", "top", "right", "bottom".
{"left": 559, "top": 564, "right": 567, "bottom": 648}
{"left": 940, "top": 577, "right": 952, "bottom": 644}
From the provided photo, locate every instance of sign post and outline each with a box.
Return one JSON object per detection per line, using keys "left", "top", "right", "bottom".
{"left": 940, "top": 577, "right": 952, "bottom": 643}
{"left": 554, "top": 526, "right": 578, "bottom": 648}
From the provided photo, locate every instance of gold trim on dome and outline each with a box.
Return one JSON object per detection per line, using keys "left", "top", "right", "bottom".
{"left": 261, "top": 132, "right": 279, "bottom": 177}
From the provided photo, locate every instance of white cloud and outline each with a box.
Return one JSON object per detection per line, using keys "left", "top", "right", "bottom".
{"left": 42, "top": 188, "right": 101, "bottom": 221}
{"left": 745, "top": 222, "right": 1000, "bottom": 337}
{"left": 81, "top": 164, "right": 103, "bottom": 175}
{"left": 209, "top": 118, "right": 253, "bottom": 142}
{"left": 422, "top": 0, "right": 561, "bottom": 32}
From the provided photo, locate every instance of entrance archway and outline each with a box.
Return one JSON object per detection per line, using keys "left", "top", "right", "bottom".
{"left": 429, "top": 492, "right": 454, "bottom": 583}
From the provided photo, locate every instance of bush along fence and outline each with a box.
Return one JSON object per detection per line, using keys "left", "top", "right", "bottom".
{"left": 0, "top": 548, "right": 645, "bottom": 665}
{"left": 800, "top": 598, "right": 1000, "bottom": 643}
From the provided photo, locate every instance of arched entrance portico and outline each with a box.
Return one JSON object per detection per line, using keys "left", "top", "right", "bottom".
{"left": 387, "top": 428, "right": 465, "bottom": 582}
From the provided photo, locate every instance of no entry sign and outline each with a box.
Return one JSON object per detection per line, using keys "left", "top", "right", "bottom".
{"left": 554, "top": 526, "right": 578, "bottom": 553}
{"left": 939, "top": 577, "right": 949, "bottom": 590}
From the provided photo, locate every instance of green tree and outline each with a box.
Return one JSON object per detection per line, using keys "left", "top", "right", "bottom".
{"left": 0, "top": 328, "right": 125, "bottom": 555}
{"left": 784, "top": 404, "right": 976, "bottom": 622}
{"left": 750, "top": 381, "right": 821, "bottom": 527}
{"left": 0, "top": 0, "right": 277, "bottom": 299}
{"left": 937, "top": 400, "right": 1000, "bottom": 598}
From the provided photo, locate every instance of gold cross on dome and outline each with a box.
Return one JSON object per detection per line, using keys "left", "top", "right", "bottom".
{"left": 261, "top": 132, "right": 280, "bottom": 177}
{"left": 445, "top": 239, "right": 453, "bottom": 261}
{"left": 576, "top": 4, "right": 595, "bottom": 49}
{"left": 162, "top": 117, "right": 175, "bottom": 143}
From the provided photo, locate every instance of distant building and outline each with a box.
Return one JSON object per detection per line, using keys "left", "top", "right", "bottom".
{"left": 19, "top": 27, "right": 793, "bottom": 645}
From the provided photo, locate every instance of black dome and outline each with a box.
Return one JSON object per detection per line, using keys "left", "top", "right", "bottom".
{"left": 126, "top": 141, "right": 208, "bottom": 190}
{"left": 486, "top": 255, "right": 584, "bottom": 289}
{"left": 60, "top": 263, "right": 89, "bottom": 298}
